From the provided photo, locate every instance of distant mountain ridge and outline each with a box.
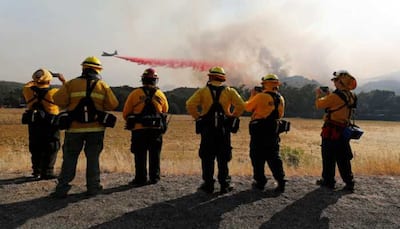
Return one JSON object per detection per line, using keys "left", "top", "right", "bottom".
{"left": 280, "top": 75, "right": 319, "bottom": 88}
{"left": 357, "top": 71, "right": 400, "bottom": 95}
{"left": 2, "top": 72, "right": 399, "bottom": 94}
{"left": 280, "top": 74, "right": 400, "bottom": 95}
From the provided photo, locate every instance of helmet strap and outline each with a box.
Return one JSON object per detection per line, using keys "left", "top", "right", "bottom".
{"left": 81, "top": 68, "right": 100, "bottom": 79}
{"left": 141, "top": 77, "right": 157, "bottom": 85}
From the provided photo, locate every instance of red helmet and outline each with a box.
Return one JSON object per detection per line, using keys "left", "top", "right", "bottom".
{"left": 141, "top": 68, "right": 158, "bottom": 79}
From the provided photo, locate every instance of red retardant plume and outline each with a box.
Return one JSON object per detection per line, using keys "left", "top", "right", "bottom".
{"left": 115, "top": 55, "right": 230, "bottom": 72}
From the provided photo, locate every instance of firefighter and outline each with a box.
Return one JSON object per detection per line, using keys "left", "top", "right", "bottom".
{"left": 186, "top": 66, "right": 245, "bottom": 194}
{"left": 315, "top": 70, "right": 357, "bottom": 191}
{"left": 123, "top": 68, "right": 169, "bottom": 186}
{"left": 245, "top": 74, "right": 287, "bottom": 193}
{"left": 22, "top": 68, "right": 66, "bottom": 179}
{"left": 51, "top": 56, "right": 119, "bottom": 198}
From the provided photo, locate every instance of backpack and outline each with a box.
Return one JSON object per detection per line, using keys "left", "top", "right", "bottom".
{"left": 265, "top": 91, "right": 290, "bottom": 134}
{"left": 327, "top": 90, "right": 363, "bottom": 140}
{"left": 70, "top": 79, "right": 99, "bottom": 123}
{"left": 195, "top": 85, "right": 227, "bottom": 134}
{"left": 325, "top": 89, "right": 357, "bottom": 121}
{"left": 335, "top": 90, "right": 357, "bottom": 109}
{"left": 21, "top": 87, "right": 56, "bottom": 125}
{"left": 249, "top": 91, "right": 290, "bottom": 135}
{"left": 126, "top": 87, "right": 167, "bottom": 132}
{"left": 264, "top": 91, "right": 281, "bottom": 120}
{"left": 140, "top": 86, "right": 158, "bottom": 117}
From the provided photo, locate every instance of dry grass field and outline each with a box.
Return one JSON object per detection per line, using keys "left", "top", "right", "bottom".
{"left": 0, "top": 108, "right": 399, "bottom": 177}
{"left": 2, "top": 108, "right": 400, "bottom": 229}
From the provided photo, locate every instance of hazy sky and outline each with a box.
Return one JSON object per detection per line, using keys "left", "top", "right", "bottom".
{"left": 1, "top": 0, "right": 399, "bottom": 89}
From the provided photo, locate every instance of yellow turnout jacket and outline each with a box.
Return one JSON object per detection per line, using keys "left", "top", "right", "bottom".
{"left": 316, "top": 90, "right": 355, "bottom": 125}
{"left": 122, "top": 86, "right": 169, "bottom": 130}
{"left": 245, "top": 90, "right": 285, "bottom": 120}
{"left": 54, "top": 77, "right": 119, "bottom": 133}
{"left": 23, "top": 81, "right": 60, "bottom": 115}
{"left": 186, "top": 81, "right": 245, "bottom": 120}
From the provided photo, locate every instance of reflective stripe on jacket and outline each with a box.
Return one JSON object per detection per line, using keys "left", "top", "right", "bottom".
{"left": 185, "top": 81, "right": 245, "bottom": 120}
{"left": 122, "top": 86, "right": 169, "bottom": 130}
{"left": 53, "top": 77, "right": 119, "bottom": 132}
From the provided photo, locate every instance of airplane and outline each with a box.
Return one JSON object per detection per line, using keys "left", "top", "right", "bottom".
{"left": 101, "top": 50, "right": 118, "bottom": 56}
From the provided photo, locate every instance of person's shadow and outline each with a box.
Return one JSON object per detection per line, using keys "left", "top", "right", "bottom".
{"left": 0, "top": 183, "right": 134, "bottom": 228}
{"left": 260, "top": 188, "right": 349, "bottom": 229}
{"left": 91, "top": 189, "right": 280, "bottom": 228}
{"left": 0, "top": 192, "right": 88, "bottom": 228}
{"left": 0, "top": 176, "right": 41, "bottom": 186}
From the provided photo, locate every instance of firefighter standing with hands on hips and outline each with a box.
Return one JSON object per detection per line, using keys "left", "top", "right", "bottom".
{"left": 186, "top": 66, "right": 245, "bottom": 194}
{"left": 123, "top": 68, "right": 169, "bottom": 186}
{"left": 22, "top": 69, "right": 66, "bottom": 179}
{"left": 245, "top": 74, "right": 287, "bottom": 193}
{"left": 51, "top": 56, "right": 119, "bottom": 198}
{"left": 315, "top": 70, "right": 357, "bottom": 192}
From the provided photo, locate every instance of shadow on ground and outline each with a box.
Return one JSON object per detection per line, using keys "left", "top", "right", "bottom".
{"left": 0, "top": 183, "right": 134, "bottom": 228}
{"left": 91, "top": 189, "right": 281, "bottom": 228}
{"left": 0, "top": 176, "right": 40, "bottom": 186}
{"left": 261, "top": 188, "right": 349, "bottom": 228}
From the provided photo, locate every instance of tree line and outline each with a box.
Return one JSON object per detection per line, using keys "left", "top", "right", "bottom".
{"left": 1, "top": 81, "right": 399, "bottom": 121}
{"left": 162, "top": 84, "right": 400, "bottom": 121}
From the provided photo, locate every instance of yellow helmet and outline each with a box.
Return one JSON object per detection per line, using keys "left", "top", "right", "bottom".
{"left": 332, "top": 70, "right": 357, "bottom": 90}
{"left": 81, "top": 56, "right": 103, "bottom": 71}
{"left": 208, "top": 66, "right": 226, "bottom": 81}
{"left": 261, "top": 74, "right": 279, "bottom": 81}
{"left": 261, "top": 74, "right": 281, "bottom": 89}
{"left": 32, "top": 68, "right": 52, "bottom": 84}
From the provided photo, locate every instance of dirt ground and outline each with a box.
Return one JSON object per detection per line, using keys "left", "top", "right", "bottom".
{"left": 1, "top": 172, "right": 399, "bottom": 229}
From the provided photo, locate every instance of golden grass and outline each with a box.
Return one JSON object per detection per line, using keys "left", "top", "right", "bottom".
{"left": 1, "top": 108, "right": 399, "bottom": 177}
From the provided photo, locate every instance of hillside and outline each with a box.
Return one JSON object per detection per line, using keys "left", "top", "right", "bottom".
{"left": 2, "top": 79, "right": 400, "bottom": 121}
{"left": 358, "top": 79, "right": 400, "bottom": 95}
{"left": 281, "top": 75, "right": 320, "bottom": 88}
{"left": 357, "top": 71, "right": 400, "bottom": 95}
{"left": 0, "top": 81, "right": 24, "bottom": 107}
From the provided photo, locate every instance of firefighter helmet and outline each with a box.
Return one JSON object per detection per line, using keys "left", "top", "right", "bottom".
{"left": 208, "top": 66, "right": 226, "bottom": 81}
{"left": 261, "top": 74, "right": 281, "bottom": 89}
{"left": 261, "top": 74, "right": 279, "bottom": 81}
{"left": 81, "top": 56, "right": 103, "bottom": 71}
{"left": 141, "top": 68, "right": 158, "bottom": 79}
{"left": 332, "top": 70, "right": 357, "bottom": 90}
{"left": 32, "top": 68, "right": 52, "bottom": 84}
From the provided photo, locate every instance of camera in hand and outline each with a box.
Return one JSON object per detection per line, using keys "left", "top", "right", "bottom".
{"left": 254, "top": 86, "right": 263, "bottom": 92}
{"left": 50, "top": 72, "right": 60, "bottom": 78}
{"left": 319, "top": 86, "right": 329, "bottom": 93}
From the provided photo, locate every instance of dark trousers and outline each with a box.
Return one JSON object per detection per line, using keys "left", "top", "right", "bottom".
{"left": 28, "top": 124, "right": 60, "bottom": 176}
{"left": 56, "top": 131, "right": 104, "bottom": 192}
{"left": 130, "top": 129, "right": 163, "bottom": 182}
{"left": 321, "top": 138, "right": 354, "bottom": 185}
{"left": 199, "top": 129, "right": 232, "bottom": 187}
{"left": 249, "top": 133, "right": 285, "bottom": 185}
